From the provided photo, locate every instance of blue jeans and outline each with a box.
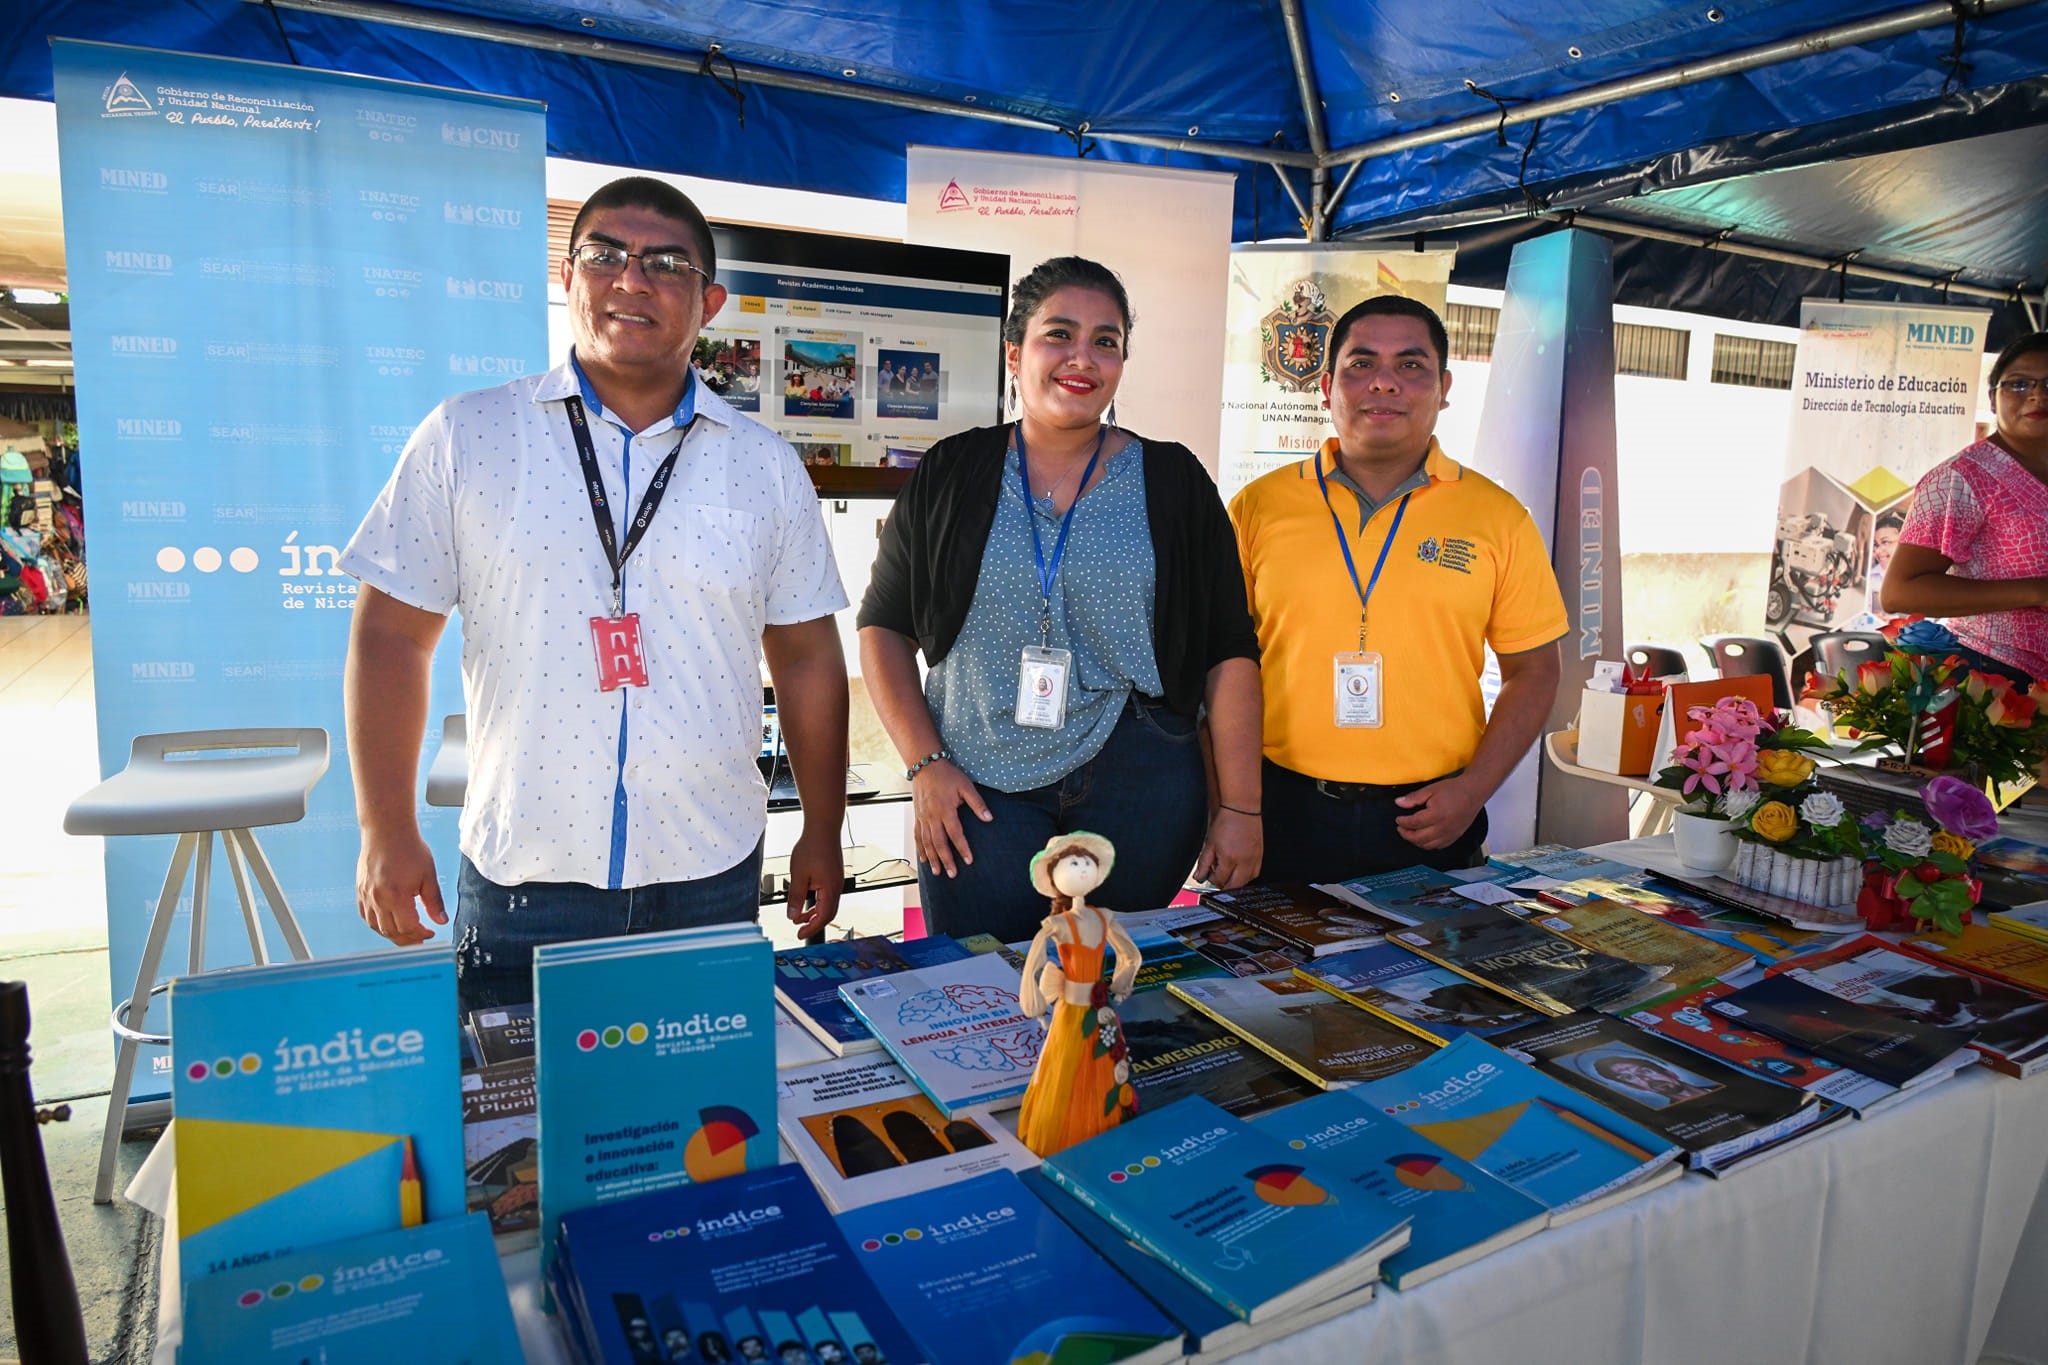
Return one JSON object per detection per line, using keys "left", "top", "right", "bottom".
{"left": 918, "top": 695, "right": 1208, "bottom": 946}
{"left": 453, "top": 841, "right": 764, "bottom": 1013}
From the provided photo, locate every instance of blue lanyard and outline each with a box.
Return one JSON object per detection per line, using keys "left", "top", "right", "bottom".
{"left": 1315, "top": 453, "right": 1415, "bottom": 650}
{"left": 1016, "top": 425, "right": 1106, "bottom": 644}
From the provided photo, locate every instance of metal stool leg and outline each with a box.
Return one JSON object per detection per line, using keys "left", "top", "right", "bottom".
{"left": 220, "top": 833, "right": 270, "bottom": 966}
{"left": 187, "top": 831, "right": 212, "bottom": 976}
{"left": 227, "top": 828, "right": 312, "bottom": 962}
{"left": 97, "top": 832, "right": 196, "bottom": 1205}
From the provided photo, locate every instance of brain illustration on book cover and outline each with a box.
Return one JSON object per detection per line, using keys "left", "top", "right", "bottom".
{"left": 902, "top": 985, "right": 1044, "bottom": 1074}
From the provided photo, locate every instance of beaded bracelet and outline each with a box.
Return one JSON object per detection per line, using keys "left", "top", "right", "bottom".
{"left": 904, "top": 749, "right": 952, "bottom": 781}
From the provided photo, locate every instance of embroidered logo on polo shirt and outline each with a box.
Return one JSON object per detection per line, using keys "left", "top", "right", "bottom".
{"left": 1418, "top": 536, "right": 1476, "bottom": 574}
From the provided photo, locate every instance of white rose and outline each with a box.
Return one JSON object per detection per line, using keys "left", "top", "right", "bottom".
{"left": 1884, "top": 818, "right": 1933, "bottom": 858}
{"left": 1720, "top": 788, "right": 1761, "bottom": 820}
{"left": 1799, "top": 793, "right": 1847, "bottom": 829}
{"left": 1113, "top": 1058, "right": 1130, "bottom": 1085}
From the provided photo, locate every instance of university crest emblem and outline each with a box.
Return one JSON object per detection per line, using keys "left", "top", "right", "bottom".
{"left": 1259, "top": 279, "right": 1334, "bottom": 392}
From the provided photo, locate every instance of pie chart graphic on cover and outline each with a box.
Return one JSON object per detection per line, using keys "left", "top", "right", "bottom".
{"left": 683, "top": 1105, "right": 759, "bottom": 1181}
{"left": 1388, "top": 1153, "right": 1466, "bottom": 1192}
{"left": 1246, "top": 1163, "right": 1329, "bottom": 1206}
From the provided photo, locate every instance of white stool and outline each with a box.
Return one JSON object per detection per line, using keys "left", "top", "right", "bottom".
{"left": 423, "top": 713, "right": 467, "bottom": 807}
{"left": 64, "top": 728, "right": 329, "bottom": 1203}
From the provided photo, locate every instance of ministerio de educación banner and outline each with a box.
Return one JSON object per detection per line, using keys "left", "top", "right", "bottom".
{"left": 1769, "top": 300, "right": 1987, "bottom": 655}
{"left": 55, "top": 42, "right": 547, "bottom": 1097}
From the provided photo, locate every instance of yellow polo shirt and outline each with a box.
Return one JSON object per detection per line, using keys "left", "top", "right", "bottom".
{"left": 1228, "top": 438, "right": 1567, "bottom": 784}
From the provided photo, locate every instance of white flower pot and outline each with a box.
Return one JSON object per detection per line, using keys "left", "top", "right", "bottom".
{"left": 1671, "top": 811, "right": 1737, "bottom": 873}
{"left": 1730, "top": 843, "right": 1862, "bottom": 911}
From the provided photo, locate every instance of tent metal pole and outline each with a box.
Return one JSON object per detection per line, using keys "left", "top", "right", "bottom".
{"left": 1323, "top": 157, "right": 1366, "bottom": 225}
{"left": 1279, "top": 0, "right": 1331, "bottom": 238}
{"left": 1272, "top": 167, "right": 1313, "bottom": 233}
{"left": 252, "top": 0, "right": 1320, "bottom": 167}
{"left": 2023, "top": 296, "right": 2043, "bottom": 330}
{"left": 1561, "top": 212, "right": 2047, "bottom": 312}
{"left": 1321, "top": 0, "right": 2048, "bottom": 170}
{"left": 1278, "top": 0, "right": 1329, "bottom": 160}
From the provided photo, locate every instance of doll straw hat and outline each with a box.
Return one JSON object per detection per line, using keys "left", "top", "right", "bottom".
{"left": 1028, "top": 830, "right": 1116, "bottom": 899}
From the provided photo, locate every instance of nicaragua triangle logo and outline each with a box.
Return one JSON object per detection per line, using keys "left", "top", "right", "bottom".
{"left": 103, "top": 72, "right": 156, "bottom": 116}
{"left": 937, "top": 179, "right": 972, "bottom": 213}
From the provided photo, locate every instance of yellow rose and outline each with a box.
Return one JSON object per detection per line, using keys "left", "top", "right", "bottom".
{"left": 1756, "top": 751, "right": 1816, "bottom": 787}
{"left": 1751, "top": 801, "right": 1799, "bottom": 842}
{"left": 1931, "top": 831, "right": 1976, "bottom": 861}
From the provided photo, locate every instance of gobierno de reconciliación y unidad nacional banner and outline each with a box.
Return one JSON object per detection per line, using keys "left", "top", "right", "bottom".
{"left": 1769, "top": 299, "right": 1987, "bottom": 658}
{"left": 55, "top": 41, "right": 547, "bottom": 1098}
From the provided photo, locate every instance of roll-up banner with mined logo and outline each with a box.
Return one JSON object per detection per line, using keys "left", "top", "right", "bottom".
{"left": 54, "top": 41, "right": 547, "bottom": 1099}
{"left": 1217, "top": 244, "right": 1454, "bottom": 503}
{"left": 1470, "top": 230, "right": 1625, "bottom": 851}
{"left": 1769, "top": 300, "right": 1987, "bottom": 658}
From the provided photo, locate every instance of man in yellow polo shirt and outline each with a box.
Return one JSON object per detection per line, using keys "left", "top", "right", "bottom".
{"left": 1229, "top": 295, "right": 1566, "bottom": 884}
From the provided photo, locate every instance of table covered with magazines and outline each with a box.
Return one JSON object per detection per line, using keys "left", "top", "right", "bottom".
{"left": 489, "top": 829, "right": 2048, "bottom": 1365}
{"left": 146, "top": 828, "right": 2048, "bottom": 1365}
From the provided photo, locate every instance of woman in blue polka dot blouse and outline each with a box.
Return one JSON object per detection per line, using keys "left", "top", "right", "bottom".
{"left": 859, "top": 257, "right": 1264, "bottom": 944}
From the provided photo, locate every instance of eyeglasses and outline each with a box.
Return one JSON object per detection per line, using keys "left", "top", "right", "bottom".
{"left": 568, "top": 242, "right": 710, "bottom": 286}
{"left": 1995, "top": 377, "right": 2046, "bottom": 398}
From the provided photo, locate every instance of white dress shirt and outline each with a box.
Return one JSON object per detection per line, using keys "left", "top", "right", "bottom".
{"left": 342, "top": 357, "right": 847, "bottom": 888}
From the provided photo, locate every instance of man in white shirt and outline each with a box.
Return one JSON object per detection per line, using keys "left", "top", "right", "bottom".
{"left": 342, "top": 177, "right": 850, "bottom": 1009}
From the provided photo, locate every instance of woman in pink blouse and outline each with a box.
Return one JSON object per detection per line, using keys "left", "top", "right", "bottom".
{"left": 1886, "top": 331, "right": 2048, "bottom": 685}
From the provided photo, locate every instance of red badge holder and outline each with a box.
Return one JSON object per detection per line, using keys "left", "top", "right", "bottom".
{"left": 590, "top": 613, "right": 648, "bottom": 690}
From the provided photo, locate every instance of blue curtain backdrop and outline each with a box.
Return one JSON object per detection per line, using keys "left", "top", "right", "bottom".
{"left": 54, "top": 41, "right": 548, "bottom": 1098}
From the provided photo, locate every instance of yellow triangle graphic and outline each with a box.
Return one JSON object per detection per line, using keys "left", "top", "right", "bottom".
{"left": 1847, "top": 466, "right": 1911, "bottom": 509}
{"left": 1408, "top": 1100, "right": 1530, "bottom": 1162}
{"left": 178, "top": 1118, "right": 400, "bottom": 1239}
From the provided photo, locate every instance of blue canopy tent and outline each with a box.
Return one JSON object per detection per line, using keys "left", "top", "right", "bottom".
{"left": 3, "top": 0, "right": 2046, "bottom": 336}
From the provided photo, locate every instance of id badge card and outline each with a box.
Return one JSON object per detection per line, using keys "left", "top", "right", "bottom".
{"left": 1334, "top": 651, "right": 1384, "bottom": 728}
{"left": 1016, "top": 645, "right": 1072, "bottom": 729}
{"left": 590, "top": 613, "right": 649, "bottom": 691}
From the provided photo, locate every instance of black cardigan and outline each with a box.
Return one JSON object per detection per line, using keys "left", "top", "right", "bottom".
{"left": 856, "top": 423, "right": 1258, "bottom": 717}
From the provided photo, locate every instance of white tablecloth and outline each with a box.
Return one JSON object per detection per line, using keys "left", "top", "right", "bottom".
{"left": 499, "top": 1067, "right": 2048, "bottom": 1365}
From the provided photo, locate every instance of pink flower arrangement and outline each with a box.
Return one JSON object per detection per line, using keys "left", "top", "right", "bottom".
{"left": 1662, "top": 697, "right": 1765, "bottom": 802}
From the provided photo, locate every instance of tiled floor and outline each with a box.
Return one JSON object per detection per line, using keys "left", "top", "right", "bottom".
{"left": 0, "top": 613, "right": 160, "bottom": 1364}
{"left": 0, "top": 613, "right": 107, "bottom": 955}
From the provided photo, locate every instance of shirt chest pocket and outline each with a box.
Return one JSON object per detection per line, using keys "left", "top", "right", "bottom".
{"left": 663, "top": 503, "right": 764, "bottom": 596}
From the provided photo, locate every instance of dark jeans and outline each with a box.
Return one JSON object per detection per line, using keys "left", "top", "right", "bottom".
{"left": 918, "top": 695, "right": 1208, "bottom": 946}
{"left": 453, "top": 840, "right": 764, "bottom": 1014}
{"left": 1258, "top": 759, "right": 1488, "bottom": 886}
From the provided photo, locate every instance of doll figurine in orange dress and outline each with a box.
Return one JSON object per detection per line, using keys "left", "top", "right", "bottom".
{"left": 1015, "top": 831, "right": 1143, "bottom": 1157}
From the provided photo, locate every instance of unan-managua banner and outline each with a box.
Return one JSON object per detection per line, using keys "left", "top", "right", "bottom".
{"left": 1770, "top": 300, "right": 1988, "bottom": 657}
{"left": 55, "top": 41, "right": 547, "bottom": 1097}
{"left": 1217, "top": 244, "right": 1454, "bottom": 503}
